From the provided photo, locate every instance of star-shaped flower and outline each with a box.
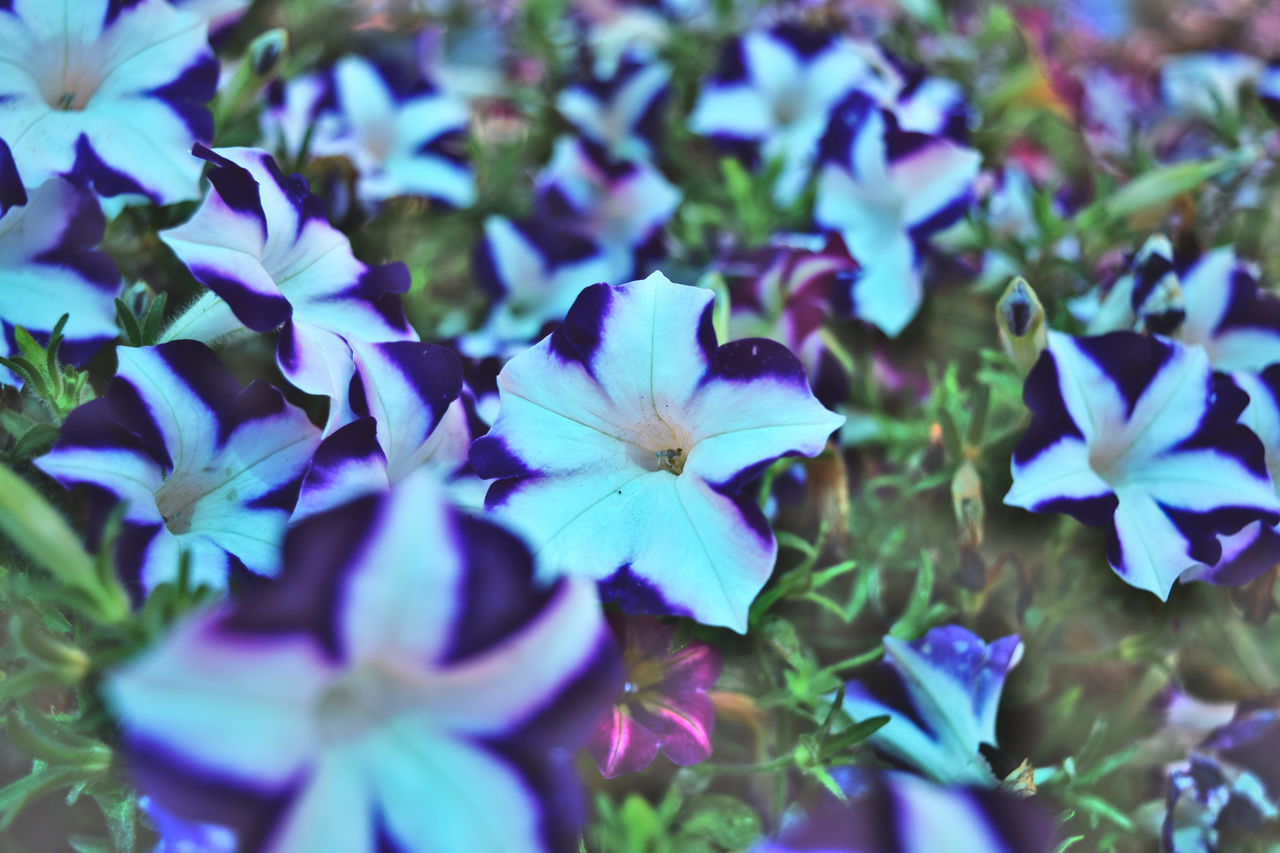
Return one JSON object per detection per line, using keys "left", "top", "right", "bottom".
{"left": 0, "top": 0, "right": 217, "bottom": 204}
{"left": 815, "top": 91, "right": 981, "bottom": 337}
{"left": 1004, "top": 331, "right": 1280, "bottom": 599}
{"left": 840, "top": 626, "right": 1023, "bottom": 787}
{"left": 556, "top": 55, "right": 670, "bottom": 162}
{"left": 688, "top": 24, "right": 879, "bottom": 204}
{"left": 534, "top": 135, "right": 680, "bottom": 282}
{"left": 470, "top": 271, "right": 845, "bottom": 631}
{"left": 306, "top": 55, "right": 475, "bottom": 208}
{"left": 0, "top": 139, "right": 120, "bottom": 381}
{"left": 158, "top": 145, "right": 416, "bottom": 401}
{"left": 105, "top": 470, "right": 621, "bottom": 852}
{"left": 587, "top": 614, "right": 722, "bottom": 777}
{"left": 36, "top": 341, "right": 321, "bottom": 595}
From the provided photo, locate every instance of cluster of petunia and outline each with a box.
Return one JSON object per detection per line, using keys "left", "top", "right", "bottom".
{"left": 5, "top": 0, "right": 1280, "bottom": 851}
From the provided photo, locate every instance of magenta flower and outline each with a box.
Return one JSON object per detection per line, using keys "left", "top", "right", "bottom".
{"left": 587, "top": 614, "right": 722, "bottom": 778}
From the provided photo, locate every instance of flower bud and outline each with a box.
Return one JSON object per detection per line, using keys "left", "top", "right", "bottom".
{"left": 996, "top": 276, "right": 1047, "bottom": 376}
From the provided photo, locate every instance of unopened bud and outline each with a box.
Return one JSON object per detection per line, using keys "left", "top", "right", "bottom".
{"left": 1129, "top": 234, "right": 1185, "bottom": 335}
{"left": 249, "top": 28, "right": 288, "bottom": 78}
{"left": 996, "top": 276, "right": 1047, "bottom": 376}
{"left": 950, "top": 460, "right": 984, "bottom": 549}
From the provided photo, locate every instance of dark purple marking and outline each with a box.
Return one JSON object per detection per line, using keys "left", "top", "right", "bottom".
{"left": 1073, "top": 332, "right": 1176, "bottom": 419}
{"left": 599, "top": 564, "right": 692, "bottom": 618}
{"left": 703, "top": 337, "right": 809, "bottom": 387}
{"left": 193, "top": 142, "right": 268, "bottom": 238}
{"left": 1012, "top": 351, "right": 1085, "bottom": 465}
{"left": 67, "top": 134, "right": 156, "bottom": 201}
{"left": 0, "top": 138, "right": 26, "bottom": 213}
{"left": 147, "top": 55, "right": 218, "bottom": 143}
{"left": 190, "top": 264, "right": 291, "bottom": 332}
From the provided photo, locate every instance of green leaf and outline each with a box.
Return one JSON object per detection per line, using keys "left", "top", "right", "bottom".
{"left": 0, "top": 763, "right": 89, "bottom": 830}
{"left": 141, "top": 293, "right": 168, "bottom": 346}
{"left": 677, "top": 794, "right": 762, "bottom": 850}
{"left": 820, "top": 715, "right": 890, "bottom": 758}
{"left": 889, "top": 552, "right": 936, "bottom": 639}
{"left": 114, "top": 299, "right": 143, "bottom": 347}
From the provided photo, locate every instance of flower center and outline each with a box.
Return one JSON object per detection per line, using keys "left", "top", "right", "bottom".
{"left": 154, "top": 479, "right": 205, "bottom": 536}
{"left": 627, "top": 417, "right": 693, "bottom": 476}
{"left": 37, "top": 51, "right": 102, "bottom": 112}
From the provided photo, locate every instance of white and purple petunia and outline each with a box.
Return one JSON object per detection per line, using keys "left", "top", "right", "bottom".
{"left": 159, "top": 145, "right": 416, "bottom": 401}
{"left": 105, "top": 469, "right": 622, "bottom": 853}
{"left": 534, "top": 135, "right": 680, "bottom": 283}
{"left": 470, "top": 215, "right": 616, "bottom": 345}
{"left": 0, "top": 139, "right": 120, "bottom": 382}
{"left": 754, "top": 770, "right": 1059, "bottom": 853}
{"left": 292, "top": 340, "right": 472, "bottom": 519}
{"left": 724, "top": 232, "right": 860, "bottom": 404}
{"left": 1164, "top": 704, "right": 1280, "bottom": 852}
{"left": 839, "top": 626, "right": 1023, "bottom": 787}
{"left": 587, "top": 613, "right": 721, "bottom": 778}
{"left": 556, "top": 55, "right": 670, "bottom": 162}
{"left": 814, "top": 91, "right": 981, "bottom": 337}
{"left": 0, "top": 0, "right": 217, "bottom": 204}
{"left": 1004, "top": 331, "right": 1280, "bottom": 599}
{"left": 35, "top": 341, "right": 320, "bottom": 596}
{"left": 688, "top": 24, "right": 878, "bottom": 205}
{"left": 304, "top": 55, "right": 475, "bottom": 209}
{"left": 469, "top": 271, "right": 845, "bottom": 632}
{"left": 1160, "top": 52, "right": 1264, "bottom": 119}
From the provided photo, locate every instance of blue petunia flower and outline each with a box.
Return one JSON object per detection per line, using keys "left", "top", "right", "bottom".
{"left": 292, "top": 340, "right": 472, "bottom": 519}
{"left": 36, "top": 341, "right": 320, "bottom": 596}
{"left": 1004, "top": 330, "right": 1280, "bottom": 599}
{"left": 754, "top": 770, "right": 1058, "bottom": 853}
{"left": 839, "top": 625, "right": 1023, "bottom": 787}
{"left": 0, "top": 139, "right": 120, "bottom": 383}
{"left": 306, "top": 55, "right": 474, "bottom": 209}
{"left": 105, "top": 469, "right": 621, "bottom": 853}
{"left": 688, "top": 24, "right": 879, "bottom": 205}
{"left": 1164, "top": 705, "right": 1280, "bottom": 852}
{"left": 470, "top": 215, "right": 616, "bottom": 346}
{"left": 158, "top": 146, "right": 416, "bottom": 403}
{"left": 0, "top": 0, "right": 217, "bottom": 204}
{"left": 470, "top": 271, "right": 845, "bottom": 631}
{"left": 556, "top": 55, "right": 671, "bottom": 162}
{"left": 534, "top": 135, "right": 680, "bottom": 283}
{"left": 814, "top": 91, "right": 981, "bottom": 337}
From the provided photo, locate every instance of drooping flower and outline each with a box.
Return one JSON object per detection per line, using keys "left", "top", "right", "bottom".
{"left": 754, "top": 770, "right": 1059, "bottom": 853}
{"left": 469, "top": 271, "right": 845, "bottom": 632}
{"left": 1004, "top": 331, "right": 1280, "bottom": 599}
{"left": 0, "top": 139, "right": 120, "bottom": 382}
{"left": 556, "top": 55, "right": 670, "bottom": 162}
{"left": 0, "top": 0, "right": 217, "bottom": 204}
{"left": 688, "top": 24, "right": 879, "bottom": 205}
{"left": 534, "top": 135, "right": 680, "bottom": 282}
{"left": 158, "top": 145, "right": 416, "bottom": 401}
{"left": 1164, "top": 704, "right": 1280, "bottom": 852}
{"left": 839, "top": 626, "right": 1023, "bottom": 787}
{"left": 587, "top": 614, "right": 722, "bottom": 778}
{"left": 105, "top": 470, "right": 621, "bottom": 853}
{"left": 306, "top": 55, "right": 475, "bottom": 209}
{"left": 814, "top": 91, "right": 981, "bottom": 337}
{"left": 36, "top": 341, "right": 320, "bottom": 595}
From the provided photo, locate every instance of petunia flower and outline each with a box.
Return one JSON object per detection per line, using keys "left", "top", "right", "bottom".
{"left": 534, "top": 135, "right": 680, "bottom": 282}
{"left": 1160, "top": 52, "right": 1264, "bottom": 119}
{"left": 0, "top": 0, "right": 217, "bottom": 204}
{"left": 471, "top": 215, "right": 616, "bottom": 345}
{"left": 1261, "top": 63, "right": 1280, "bottom": 121}
{"left": 158, "top": 145, "right": 416, "bottom": 401}
{"left": 1004, "top": 330, "right": 1280, "bottom": 599}
{"left": 754, "top": 770, "right": 1059, "bottom": 853}
{"left": 306, "top": 55, "right": 475, "bottom": 209}
{"left": 1164, "top": 704, "right": 1280, "bottom": 852}
{"left": 105, "top": 469, "right": 622, "bottom": 853}
{"left": 0, "top": 139, "right": 120, "bottom": 382}
{"left": 723, "top": 232, "right": 859, "bottom": 404}
{"left": 292, "top": 340, "right": 471, "bottom": 519}
{"left": 35, "top": 341, "right": 320, "bottom": 595}
{"left": 839, "top": 626, "right": 1023, "bottom": 787}
{"left": 556, "top": 55, "right": 670, "bottom": 162}
{"left": 140, "top": 794, "right": 236, "bottom": 853}
{"left": 469, "top": 271, "right": 845, "bottom": 632}
{"left": 814, "top": 91, "right": 981, "bottom": 337}
{"left": 688, "top": 24, "right": 879, "bottom": 205}
{"left": 587, "top": 613, "right": 722, "bottom": 778}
